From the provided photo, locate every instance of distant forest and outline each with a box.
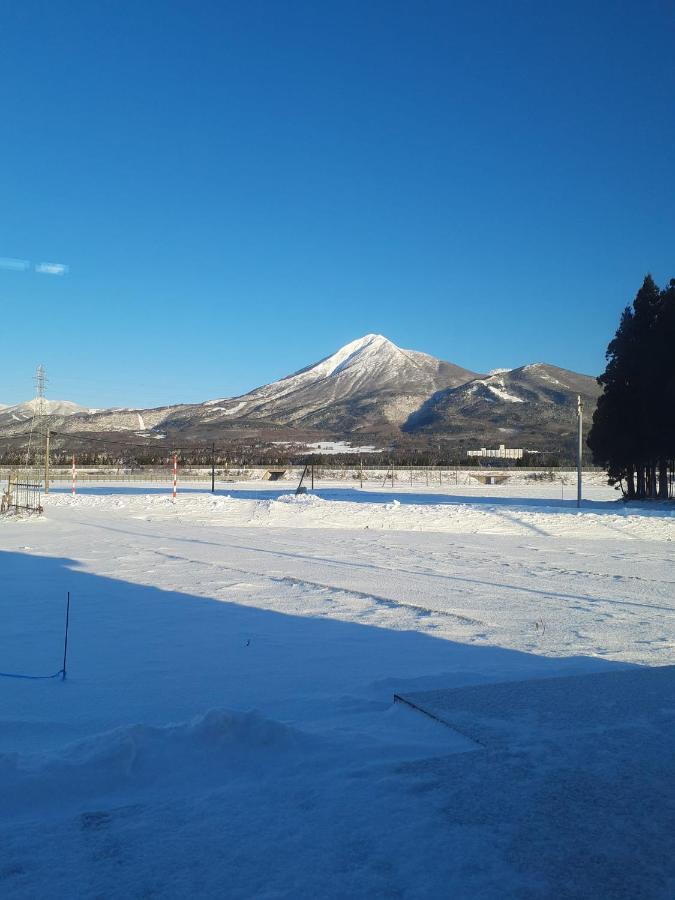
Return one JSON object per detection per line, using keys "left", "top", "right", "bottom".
{"left": 0, "top": 442, "right": 563, "bottom": 470}
{"left": 588, "top": 275, "right": 675, "bottom": 500}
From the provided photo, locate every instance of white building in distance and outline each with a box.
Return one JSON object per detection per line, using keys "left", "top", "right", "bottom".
{"left": 467, "top": 444, "right": 524, "bottom": 460}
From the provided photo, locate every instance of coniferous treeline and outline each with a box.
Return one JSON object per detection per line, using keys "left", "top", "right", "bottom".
{"left": 588, "top": 275, "right": 675, "bottom": 500}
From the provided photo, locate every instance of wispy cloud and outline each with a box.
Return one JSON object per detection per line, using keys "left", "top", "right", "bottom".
{"left": 35, "top": 262, "right": 69, "bottom": 275}
{"left": 1, "top": 256, "right": 70, "bottom": 276}
{"left": 0, "top": 257, "right": 30, "bottom": 271}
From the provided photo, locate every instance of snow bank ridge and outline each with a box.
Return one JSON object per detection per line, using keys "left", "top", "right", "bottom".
{"left": 2, "top": 710, "right": 313, "bottom": 813}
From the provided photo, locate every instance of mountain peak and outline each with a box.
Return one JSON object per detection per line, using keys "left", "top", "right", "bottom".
{"left": 351, "top": 333, "right": 389, "bottom": 344}
{"left": 308, "top": 334, "right": 398, "bottom": 379}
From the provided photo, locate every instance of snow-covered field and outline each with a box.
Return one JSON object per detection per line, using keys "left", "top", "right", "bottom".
{"left": 1, "top": 480, "right": 673, "bottom": 898}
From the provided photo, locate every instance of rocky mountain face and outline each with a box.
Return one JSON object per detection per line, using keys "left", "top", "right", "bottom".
{"left": 0, "top": 336, "right": 601, "bottom": 452}
{"left": 404, "top": 364, "right": 601, "bottom": 450}
{"left": 162, "top": 334, "right": 481, "bottom": 435}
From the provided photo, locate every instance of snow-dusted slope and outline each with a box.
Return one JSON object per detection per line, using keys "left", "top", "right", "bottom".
{"left": 7, "top": 398, "right": 89, "bottom": 417}
{"left": 191, "top": 334, "right": 479, "bottom": 431}
{"left": 405, "top": 363, "right": 601, "bottom": 448}
{"left": 53, "top": 404, "right": 183, "bottom": 436}
{"left": 0, "top": 397, "right": 90, "bottom": 431}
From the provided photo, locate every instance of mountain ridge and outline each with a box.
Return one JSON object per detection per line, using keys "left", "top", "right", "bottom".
{"left": 0, "top": 335, "right": 600, "bottom": 451}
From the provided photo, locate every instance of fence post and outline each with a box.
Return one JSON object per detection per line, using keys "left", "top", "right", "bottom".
{"left": 61, "top": 591, "right": 71, "bottom": 680}
{"left": 44, "top": 429, "right": 50, "bottom": 494}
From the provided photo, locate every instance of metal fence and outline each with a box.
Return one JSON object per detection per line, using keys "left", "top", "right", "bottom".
{"left": 1, "top": 474, "right": 43, "bottom": 513}
{"left": 0, "top": 464, "right": 602, "bottom": 488}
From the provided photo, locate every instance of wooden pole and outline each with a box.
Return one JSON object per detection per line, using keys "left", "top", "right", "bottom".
{"left": 44, "top": 429, "right": 50, "bottom": 494}
{"left": 211, "top": 442, "right": 215, "bottom": 493}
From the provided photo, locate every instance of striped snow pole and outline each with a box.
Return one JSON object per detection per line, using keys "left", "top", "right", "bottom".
{"left": 172, "top": 454, "right": 177, "bottom": 502}
{"left": 72, "top": 455, "right": 76, "bottom": 496}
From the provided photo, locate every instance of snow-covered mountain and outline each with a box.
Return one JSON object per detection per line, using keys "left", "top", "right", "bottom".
{"left": 0, "top": 398, "right": 90, "bottom": 428}
{"left": 169, "top": 333, "right": 480, "bottom": 433}
{"left": 0, "top": 337, "right": 601, "bottom": 449}
{"left": 405, "top": 363, "right": 601, "bottom": 447}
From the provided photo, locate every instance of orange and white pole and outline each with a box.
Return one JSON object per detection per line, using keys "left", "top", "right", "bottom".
{"left": 172, "top": 453, "right": 177, "bottom": 503}
{"left": 72, "top": 454, "right": 76, "bottom": 496}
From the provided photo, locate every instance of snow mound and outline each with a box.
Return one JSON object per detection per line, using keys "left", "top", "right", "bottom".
{"left": 2, "top": 710, "right": 313, "bottom": 816}
{"left": 275, "top": 492, "right": 325, "bottom": 505}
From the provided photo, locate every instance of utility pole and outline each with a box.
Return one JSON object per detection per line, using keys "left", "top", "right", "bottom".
{"left": 576, "top": 394, "right": 583, "bottom": 508}
{"left": 211, "top": 442, "right": 215, "bottom": 494}
{"left": 44, "top": 429, "right": 51, "bottom": 494}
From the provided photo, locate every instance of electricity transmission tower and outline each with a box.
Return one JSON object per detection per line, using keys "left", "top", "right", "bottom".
{"left": 25, "top": 364, "right": 50, "bottom": 486}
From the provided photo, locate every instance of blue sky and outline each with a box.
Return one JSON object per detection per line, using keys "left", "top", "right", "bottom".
{"left": 1, "top": 1, "right": 674, "bottom": 407}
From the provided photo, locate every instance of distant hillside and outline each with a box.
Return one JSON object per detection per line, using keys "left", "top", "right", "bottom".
{"left": 404, "top": 364, "right": 601, "bottom": 451}
{"left": 0, "top": 398, "right": 90, "bottom": 429}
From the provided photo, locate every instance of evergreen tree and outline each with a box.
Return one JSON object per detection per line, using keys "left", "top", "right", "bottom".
{"left": 589, "top": 305, "right": 639, "bottom": 496}
{"left": 631, "top": 275, "right": 662, "bottom": 496}
{"left": 588, "top": 274, "right": 674, "bottom": 500}
{"left": 655, "top": 280, "right": 675, "bottom": 497}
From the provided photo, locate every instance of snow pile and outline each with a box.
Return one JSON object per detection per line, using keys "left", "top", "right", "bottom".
{"left": 41, "top": 486, "right": 675, "bottom": 542}
{"left": 2, "top": 710, "right": 313, "bottom": 816}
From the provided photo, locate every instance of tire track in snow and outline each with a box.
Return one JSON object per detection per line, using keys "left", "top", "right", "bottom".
{"left": 267, "top": 573, "right": 487, "bottom": 627}
{"left": 142, "top": 546, "right": 488, "bottom": 628}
